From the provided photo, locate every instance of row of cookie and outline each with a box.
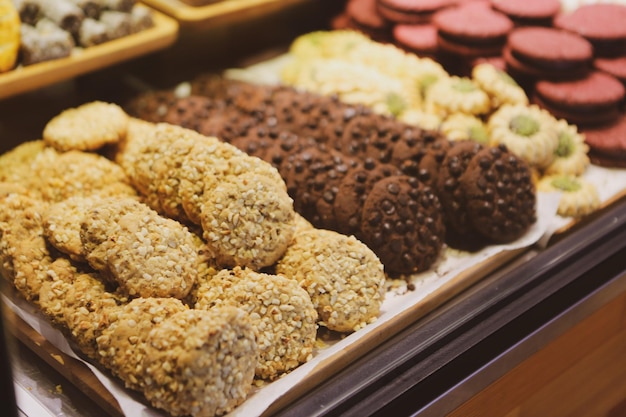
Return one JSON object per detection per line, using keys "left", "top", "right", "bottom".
{"left": 125, "top": 78, "right": 537, "bottom": 275}
{"left": 33, "top": 101, "right": 386, "bottom": 335}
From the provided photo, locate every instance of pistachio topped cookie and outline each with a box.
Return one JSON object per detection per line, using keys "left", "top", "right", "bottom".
{"left": 425, "top": 76, "right": 491, "bottom": 117}
{"left": 487, "top": 103, "right": 559, "bottom": 169}
{"left": 537, "top": 175, "right": 600, "bottom": 218}
{"left": 544, "top": 119, "right": 590, "bottom": 177}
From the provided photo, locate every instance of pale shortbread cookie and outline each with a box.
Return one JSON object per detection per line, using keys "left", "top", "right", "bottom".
{"left": 200, "top": 171, "right": 295, "bottom": 270}
{"left": 488, "top": 104, "right": 560, "bottom": 170}
{"left": 81, "top": 197, "right": 198, "bottom": 299}
{"left": 142, "top": 307, "right": 258, "bottom": 417}
{"left": 194, "top": 266, "right": 318, "bottom": 380}
{"left": 537, "top": 175, "right": 600, "bottom": 218}
{"left": 440, "top": 113, "right": 489, "bottom": 144}
{"left": 43, "top": 101, "right": 129, "bottom": 151}
{"left": 472, "top": 62, "right": 528, "bottom": 108}
{"left": 96, "top": 297, "right": 187, "bottom": 391}
{"left": 276, "top": 229, "right": 386, "bottom": 333}
{"left": 544, "top": 119, "right": 590, "bottom": 177}
{"left": 425, "top": 75, "right": 491, "bottom": 118}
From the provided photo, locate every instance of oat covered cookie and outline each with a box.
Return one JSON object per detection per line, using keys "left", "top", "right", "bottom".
{"left": 200, "top": 171, "right": 295, "bottom": 270}
{"left": 43, "top": 196, "right": 107, "bottom": 262}
{"left": 81, "top": 197, "right": 198, "bottom": 299}
{"left": 43, "top": 101, "right": 129, "bottom": 152}
{"left": 276, "top": 229, "right": 385, "bottom": 332}
{"left": 194, "top": 266, "right": 318, "bottom": 380}
{"left": 537, "top": 175, "right": 600, "bottom": 218}
{"left": 0, "top": 193, "right": 52, "bottom": 302}
{"left": 142, "top": 307, "right": 258, "bottom": 417}
{"left": 22, "top": 148, "right": 137, "bottom": 202}
{"left": 39, "top": 258, "right": 127, "bottom": 360}
{"left": 0, "top": 140, "right": 46, "bottom": 182}
{"left": 96, "top": 297, "right": 187, "bottom": 390}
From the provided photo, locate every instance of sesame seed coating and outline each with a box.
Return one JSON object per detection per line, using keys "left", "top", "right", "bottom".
{"left": 200, "top": 172, "right": 295, "bottom": 270}
{"left": 96, "top": 297, "right": 187, "bottom": 391}
{"left": 142, "top": 307, "right": 258, "bottom": 417}
{"left": 194, "top": 266, "right": 318, "bottom": 380}
{"left": 276, "top": 229, "right": 385, "bottom": 332}
{"left": 81, "top": 197, "right": 198, "bottom": 299}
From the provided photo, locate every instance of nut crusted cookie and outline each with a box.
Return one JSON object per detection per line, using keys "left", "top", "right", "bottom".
{"left": 96, "top": 297, "right": 187, "bottom": 391}
{"left": 0, "top": 140, "right": 46, "bottom": 182}
{"left": 461, "top": 145, "right": 536, "bottom": 243}
{"left": 194, "top": 266, "right": 318, "bottom": 380}
{"left": 0, "top": 193, "right": 52, "bottom": 302}
{"left": 43, "top": 101, "right": 129, "bottom": 152}
{"left": 39, "top": 258, "right": 127, "bottom": 360}
{"left": 43, "top": 196, "right": 109, "bottom": 262}
{"left": 81, "top": 197, "right": 198, "bottom": 299}
{"left": 23, "top": 148, "right": 137, "bottom": 203}
{"left": 200, "top": 171, "right": 295, "bottom": 270}
{"left": 276, "top": 229, "right": 386, "bottom": 333}
{"left": 142, "top": 307, "right": 258, "bottom": 417}
{"left": 361, "top": 175, "right": 445, "bottom": 276}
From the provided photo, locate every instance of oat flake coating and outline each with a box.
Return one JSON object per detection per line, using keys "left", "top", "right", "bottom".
{"left": 81, "top": 197, "right": 198, "bottom": 299}
{"left": 0, "top": 140, "right": 46, "bottom": 183}
{"left": 0, "top": 193, "right": 52, "bottom": 302}
{"left": 96, "top": 297, "right": 187, "bottom": 391}
{"left": 276, "top": 229, "right": 386, "bottom": 332}
{"left": 142, "top": 307, "right": 258, "bottom": 417}
{"left": 200, "top": 172, "right": 295, "bottom": 270}
{"left": 24, "top": 148, "right": 136, "bottom": 202}
{"left": 43, "top": 195, "right": 108, "bottom": 262}
{"left": 194, "top": 266, "right": 318, "bottom": 380}
{"left": 39, "top": 258, "right": 127, "bottom": 360}
{"left": 43, "top": 101, "right": 129, "bottom": 152}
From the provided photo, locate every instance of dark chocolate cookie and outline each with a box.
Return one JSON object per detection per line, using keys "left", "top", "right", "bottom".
{"left": 333, "top": 159, "right": 402, "bottom": 236}
{"left": 361, "top": 175, "right": 445, "bottom": 276}
{"left": 461, "top": 145, "right": 536, "bottom": 243}
{"left": 390, "top": 127, "right": 451, "bottom": 186}
{"left": 436, "top": 140, "right": 485, "bottom": 239}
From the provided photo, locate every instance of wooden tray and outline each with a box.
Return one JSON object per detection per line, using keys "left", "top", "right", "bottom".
{"left": 0, "top": 7, "right": 179, "bottom": 101}
{"left": 142, "top": 0, "right": 312, "bottom": 26}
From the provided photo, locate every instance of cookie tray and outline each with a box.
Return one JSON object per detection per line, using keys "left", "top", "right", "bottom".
{"left": 0, "top": 6, "right": 178, "bottom": 101}
{"left": 141, "top": 0, "right": 312, "bottom": 26}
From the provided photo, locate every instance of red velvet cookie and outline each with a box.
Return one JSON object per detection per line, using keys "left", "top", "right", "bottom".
{"left": 490, "top": 0, "right": 560, "bottom": 27}
{"left": 581, "top": 112, "right": 626, "bottom": 168}
{"left": 593, "top": 55, "right": 626, "bottom": 86}
{"left": 376, "top": 0, "right": 453, "bottom": 24}
{"left": 346, "top": 0, "right": 392, "bottom": 42}
{"left": 532, "top": 71, "right": 625, "bottom": 127}
{"left": 393, "top": 23, "right": 440, "bottom": 58}
{"left": 504, "top": 27, "right": 593, "bottom": 81}
{"left": 433, "top": 2, "right": 513, "bottom": 58}
{"left": 554, "top": 3, "right": 626, "bottom": 57}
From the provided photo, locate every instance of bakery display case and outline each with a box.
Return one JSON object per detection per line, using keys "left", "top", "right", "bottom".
{"left": 1, "top": 1, "right": 626, "bottom": 417}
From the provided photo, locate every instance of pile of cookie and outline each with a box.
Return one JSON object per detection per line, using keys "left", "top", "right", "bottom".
{"left": 125, "top": 75, "right": 538, "bottom": 273}
{"left": 0, "top": 101, "right": 387, "bottom": 417}
{"left": 1, "top": 0, "right": 154, "bottom": 69}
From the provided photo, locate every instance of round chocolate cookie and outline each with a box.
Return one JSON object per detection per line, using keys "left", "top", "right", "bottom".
{"left": 460, "top": 144, "right": 536, "bottom": 243}
{"left": 490, "top": 0, "right": 560, "bottom": 27}
{"left": 281, "top": 147, "right": 358, "bottom": 229}
{"left": 160, "top": 95, "right": 226, "bottom": 134}
{"left": 436, "top": 139, "right": 485, "bottom": 239}
{"left": 346, "top": 0, "right": 392, "bottom": 42}
{"left": 124, "top": 90, "right": 177, "bottom": 123}
{"left": 338, "top": 113, "right": 402, "bottom": 162}
{"left": 581, "top": 111, "right": 626, "bottom": 168}
{"left": 390, "top": 127, "right": 451, "bottom": 186}
{"left": 333, "top": 159, "right": 402, "bottom": 237}
{"left": 361, "top": 175, "right": 445, "bottom": 276}
{"left": 376, "top": 0, "right": 452, "bottom": 24}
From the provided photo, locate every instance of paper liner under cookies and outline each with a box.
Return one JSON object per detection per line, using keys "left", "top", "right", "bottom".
{"left": 3, "top": 191, "right": 560, "bottom": 417}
